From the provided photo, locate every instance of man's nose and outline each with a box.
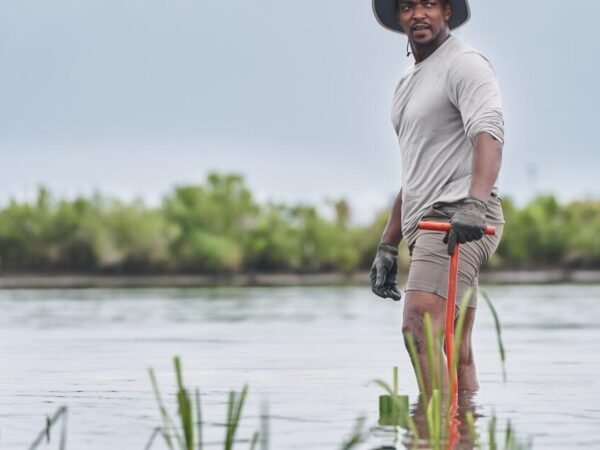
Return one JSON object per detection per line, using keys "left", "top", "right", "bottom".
{"left": 411, "top": 3, "right": 427, "bottom": 20}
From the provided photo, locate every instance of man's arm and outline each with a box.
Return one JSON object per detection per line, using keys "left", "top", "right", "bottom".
{"left": 444, "top": 51, "right": 504, "bottom": 254}
{"left": 381, "top": 188, "right": 403, "bottom": 245}
{"left": 444, "top": 133, "right": 502, "bottom": 254}
{"left": 469, "top": 132, "right": 503, "bottom": 202}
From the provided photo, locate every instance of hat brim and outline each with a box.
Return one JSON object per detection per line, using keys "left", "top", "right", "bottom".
{"left": 372, "top": 0, "right": 470, "bottom": 35}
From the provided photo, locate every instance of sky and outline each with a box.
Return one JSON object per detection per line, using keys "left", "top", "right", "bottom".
{"left": 1, "top": 0, "right": 598, "bottom": 222}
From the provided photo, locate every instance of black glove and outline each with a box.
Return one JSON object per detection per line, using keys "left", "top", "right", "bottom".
{"left": 370, "top": 243, "right": 402, "bottom": 301}
{"left": 443, "top": 197, "right": 487, "bottom": 255}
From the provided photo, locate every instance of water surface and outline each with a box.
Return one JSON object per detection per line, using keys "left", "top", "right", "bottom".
{"left": 0, "top": 284, "right": 599, "bottom": 449}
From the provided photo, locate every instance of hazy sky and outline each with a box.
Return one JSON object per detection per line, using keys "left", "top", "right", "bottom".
{"left": 1, "top": 0, "right": 598, "bottom": 221}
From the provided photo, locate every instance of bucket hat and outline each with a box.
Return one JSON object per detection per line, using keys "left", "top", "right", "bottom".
{"left": 372, "top": 0, "right": 471, "bottom": 35}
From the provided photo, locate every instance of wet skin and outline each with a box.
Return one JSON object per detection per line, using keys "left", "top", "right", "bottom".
{"left": 396, "top": 0, "right": 452, "bottom": 63}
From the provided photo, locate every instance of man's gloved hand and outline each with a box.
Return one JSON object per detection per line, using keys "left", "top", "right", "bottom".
{"left": 443, "top": 197, "right": 487, "bottom": 255}
{"left": 370, "top": 243, "right": 402, "bottom": 301}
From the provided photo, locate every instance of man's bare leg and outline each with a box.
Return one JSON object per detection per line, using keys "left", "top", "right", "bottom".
{"left": 402, "top": 290, "right": 447, "bottom": 392}
{"left": 456, "top": 305, "right": 479, "bottom": 391}
{"left": 404, "top": 290, "right": 480, "bottom": 392}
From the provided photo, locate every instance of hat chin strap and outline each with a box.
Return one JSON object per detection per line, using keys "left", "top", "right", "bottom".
{"left": 406, "top": 40, "right": 412, "bottom": 58}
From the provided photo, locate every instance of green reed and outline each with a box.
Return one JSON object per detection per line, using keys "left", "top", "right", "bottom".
{"left": 148, "top": 362, "right": 182, "bottom": 449}
{"left": 373, "top": 367, "right": 419, "bottom": 439}
{"left": 28, "top": 405, "right": 68, "bottom": 450}
{"left": 224, "top": 385, "right": 249, "bottom": 450}
{"left": 466, "top": 410, "right": 533, "bottom": 450}
{"left": 466, "top": 411, "right": 480, "bottom": 448}
{"left": 426, "top": 389, "right": 442, "bottom": 449}
{"left": 481, "top": 290, "right": 508, "bottom": 381}
{"left": 449, "top": 289, "right": 474, "bottom": 397}
{"left": 338, "top": 416, "right": 368, "bottom": 450}
{"left": 147, "top": 356, "right": 260, "bottom": 450}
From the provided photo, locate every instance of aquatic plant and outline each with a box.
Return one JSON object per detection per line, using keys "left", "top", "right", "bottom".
{"left": 480, "top": 290, "right": 507, "bottom": 381}
{"left": 147, "top": 356, "right": 259, "bottom": 450}
{"left": 465, "top": 410, "right": 533, "bottom": 450}
{"left": 338, "top": 416, "right": 368, "bottom": 450}
{"left": 28, "top": 405, "right": 68, "bottom": 450}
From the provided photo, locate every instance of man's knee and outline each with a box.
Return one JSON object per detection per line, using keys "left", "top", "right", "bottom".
{"left": 402, "top": 298, "right": 442, "bottom": 354}
{"left": 402, "top": 314, "right": 425, "bottom": 354}
{"left": 402, "top": 291, "right": 446, "bottom": 351}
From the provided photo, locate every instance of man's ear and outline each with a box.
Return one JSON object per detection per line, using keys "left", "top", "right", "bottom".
{"left": 444, "top": 3, "right": 452, "bottom": 23}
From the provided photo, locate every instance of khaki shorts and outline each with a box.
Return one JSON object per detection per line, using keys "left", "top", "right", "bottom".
{"left": 406, "top": 196, "right": 504, "bottom": 308}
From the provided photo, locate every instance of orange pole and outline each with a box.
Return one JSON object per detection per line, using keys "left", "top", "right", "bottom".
{"left": 417, "top": 221, "right": 496, "bottom": 394}
{"left": 418, "top": 221, "right": 496, "bottom": 235}
{"left": 447, "top": 402, "right": 461, "bottom": 450}
{"left": 446, "top": 242, "right": 460, "bottom": 399}
{"left": 417, "top": 220, "right": 497, "bottom": 450}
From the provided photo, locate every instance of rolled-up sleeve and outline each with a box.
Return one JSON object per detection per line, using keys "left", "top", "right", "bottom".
{"left": 445, "top": 51, "right": 504, "bottom": 145}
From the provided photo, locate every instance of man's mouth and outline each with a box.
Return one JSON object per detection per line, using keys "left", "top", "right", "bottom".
{"left": 411, "top": 23, "right": 431, "bottom": 32}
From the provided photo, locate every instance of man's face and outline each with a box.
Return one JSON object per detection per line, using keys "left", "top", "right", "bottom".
{"left": 396, "top": 0, "right": 451, "bottom": 45}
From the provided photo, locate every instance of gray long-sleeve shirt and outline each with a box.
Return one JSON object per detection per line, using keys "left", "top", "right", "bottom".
{"left": 391, "top": 35, "right": 504, "bottom": 245}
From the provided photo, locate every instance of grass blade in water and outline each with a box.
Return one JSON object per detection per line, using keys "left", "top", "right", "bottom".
{"left": 144, "top": 427, "right": 162, "bottom": 450}
{"left": 423, "top": 313, "right": 438, "bottom": 393}
{"left": 260, "top": 400, "right": 269, "bottom": 450}
{"left": 249, "top": 431, "right": 260, "bottom": 450}
{"left": 480, "top": 290, "right": 507, "bottom": 381}
{"left": 225, "top": 385, "right": 249, "bottom": 450}
{"left": 465, "top": 411, "right": 481, "bottom": 449}
{"left": 488, "top": 412, "right": 497, "bottom": 450}
{"left": 225, "top": 391, "right": 235, "bottom": 450}
{"left": 425, "top": 390, "right": 442, "bottom": 450}
{"left": 174, "top": 356, "right": 195, "bottom": 450}
{"left": 405, "top": 333, "right": 427, "bottom": 400}
{"left": 28, "top": 406, "right": 68, "bottom": 450}
{"left": 450, "top": 288, "right": 474, "bottom": 401}
{"left": 195, "top": 388, "right": 203, "bottom": 450}
{"left": 505, "top": 419, "right": 513, "bottom": 449}
{"left": 338, "top": 416, "right": 367, "bottom": 450}
{"left": 148, "top": 367, "right": 180, "bottom": 449}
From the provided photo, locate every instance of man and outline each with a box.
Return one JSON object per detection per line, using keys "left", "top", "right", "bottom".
{"left": 370, "top": 0, "right": 505, "bottom": 392}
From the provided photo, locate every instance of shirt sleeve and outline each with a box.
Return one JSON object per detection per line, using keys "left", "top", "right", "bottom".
{"left": 445, "top": 51, "right": 504, "bottom": 145}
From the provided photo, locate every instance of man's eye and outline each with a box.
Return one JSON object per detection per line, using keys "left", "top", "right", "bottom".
{"left": 423, "top": 1, "right": 437, "bottom": 7}
{"left": 400, "top": 4, "right": 413, "bottom": 12}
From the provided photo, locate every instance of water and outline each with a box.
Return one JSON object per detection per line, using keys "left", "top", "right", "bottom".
{"left": 0, "top": 284, "right": 599, "bottom": 449}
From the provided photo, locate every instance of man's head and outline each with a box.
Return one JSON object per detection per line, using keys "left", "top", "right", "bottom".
{"left": 395, "top": 0, "right": 452, "bottom": 46}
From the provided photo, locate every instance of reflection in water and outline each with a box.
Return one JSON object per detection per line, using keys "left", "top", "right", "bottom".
{"left": 373, "top": 390, "right": 532, "bottom": 450}
{"left": 374, "top": 391, "right": 481, "bottom": 450}
{"left": 408, "top": 392, "right": 480, "bottom": 450}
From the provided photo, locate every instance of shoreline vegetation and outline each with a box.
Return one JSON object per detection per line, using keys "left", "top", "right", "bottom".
{"left": 1, "top": 172, "right": 599, "bottom": 283}
{"left": 2, "top": 270, "right": 600, "bottom": 289}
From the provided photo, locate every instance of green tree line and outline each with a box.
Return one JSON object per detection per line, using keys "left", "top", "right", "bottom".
{"left": 0, "top": 173, "right": 598, "bottom": 274}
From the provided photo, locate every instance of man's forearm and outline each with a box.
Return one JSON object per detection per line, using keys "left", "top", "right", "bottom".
{"left": 469, "top": 132, "right": 503, "bottom": 202}
{"left": 381, "top": 189, "right": 403, "bottom": 246}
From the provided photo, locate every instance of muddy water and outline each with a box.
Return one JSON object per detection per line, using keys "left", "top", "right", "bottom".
{"left": 0, "top": 284, "right": 599, "bottom": 449}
